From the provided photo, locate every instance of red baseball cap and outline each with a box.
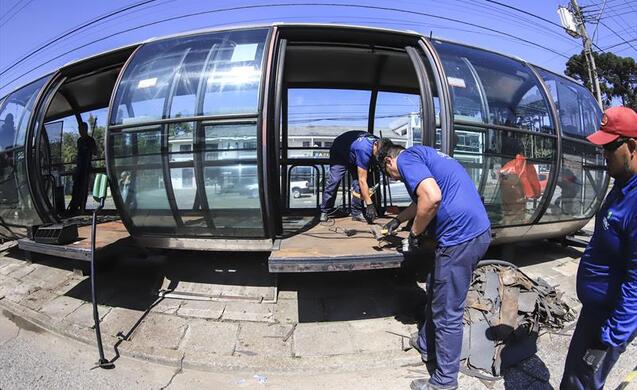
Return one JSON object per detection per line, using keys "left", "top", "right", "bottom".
{"left": 587, "top": 106, "right": 637, "bottom": 145}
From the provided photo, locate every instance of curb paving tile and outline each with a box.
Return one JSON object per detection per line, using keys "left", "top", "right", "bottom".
{"left": 150, "top": 298, "right": 183, "bottom": 315}
{"left": 18, "top": 288, "right": 56, "bottom": 312}
{"left": 65, "top": 302, "right": 112, "bottom": 329}
{"left": 176, "top": 300, "right": 225, "bottom": 319}
{"left": 221, "top": 301, "right": 275, "bottom": 323}
{"left": 180, "top": 319, "right": 239, "bottom": 362}
{"left": 99, "top": 306, "right": 147, "bottom": 339}
{"left": 293, "top": 322, "right": 357, "bottom": 357}
{"left": 348, "top": 317, "right": 412, "bottom": 353}
{"left": 20, "top": 265, "right": 72, "bottom": 290}
{"left": 7, "top": 262, "right": 39, "bottom": 280}
{"left": 235, "top": 322, "right": 293, "bottom": 358}
{"left": 39, "top": 295, "right": 85, "bottom": 322}
{"left": 131, "top": 313, "right": 188, "bottom": 350}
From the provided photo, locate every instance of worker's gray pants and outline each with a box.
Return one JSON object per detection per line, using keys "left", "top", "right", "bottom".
{"left": 417, "top": 228, "right": 491, "bottom": 388}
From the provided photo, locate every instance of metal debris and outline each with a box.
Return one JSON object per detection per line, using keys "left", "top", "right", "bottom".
{"left": 461, "top": 261, "right": 576, "bottom": 378}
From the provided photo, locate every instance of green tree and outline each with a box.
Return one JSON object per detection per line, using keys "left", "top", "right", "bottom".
{"left": 565, "top": 51, "right": 637, "bottom": 110}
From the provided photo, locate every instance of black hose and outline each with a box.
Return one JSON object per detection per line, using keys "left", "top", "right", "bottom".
{"left": 90, "top": 198, "right": 114, "bottom": 369}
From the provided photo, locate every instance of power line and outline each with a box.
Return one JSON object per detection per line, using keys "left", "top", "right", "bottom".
{"left": 0, "top": 0, "right": 26, "bottom": 22}
{"left": 602, "top": 37, "right": 637, "bottom": 49}
{"left": 0, "top": 0, "right": 161, "bottom": 77}
{"left": 1, "top": 2, "right": 574, "bottom": 91}
{"left": 481, "top": 0, "right": 605, "bottom": 51}
{"left": 454, "top": 0, "right": 579, "bottom": 47}
{"left": 599, "top": 20, "right": 637, "bottom": 51}
{"left": 0, "top": 0, "right": 32, "bottom": 27}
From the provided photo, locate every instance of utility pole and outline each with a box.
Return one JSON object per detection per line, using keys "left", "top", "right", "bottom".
{"left": 558, "top": 1, "right": 603, "bottom": 108}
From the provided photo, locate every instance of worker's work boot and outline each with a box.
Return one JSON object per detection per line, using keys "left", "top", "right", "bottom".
{"left": 319, "top": 212, "right": 328, "bottom": 222}
{"left": 410, "top": 378, "right": 457, "bottom": 390}
{"left": 409, "top": 332, "right": 432, "bottom": 363}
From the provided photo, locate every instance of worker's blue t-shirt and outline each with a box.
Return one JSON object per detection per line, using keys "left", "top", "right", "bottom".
{"left": 577, "top": 174, "right": 637, "bottom": 347}
{"left": 330, "top": 131, "right": 376, "bottom": 170}
{"left": 396, "top": 146, "right": 490, "bottom": 247}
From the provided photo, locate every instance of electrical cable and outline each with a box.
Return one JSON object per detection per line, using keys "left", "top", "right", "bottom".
{"left": 1, "top": 2, "right": 576, "bottom": 91}
{"left": 0, "top": 0, "right": 161, "bottom": 77}
{"left": 0, "top": 0, "right": 32, "bottom": 27}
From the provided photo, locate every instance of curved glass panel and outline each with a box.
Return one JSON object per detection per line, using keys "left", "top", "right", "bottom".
{"left": 539, "top": 141, "right": 607, "bottom": 222}
{"left": 434, "top": 41, "right": 554, "bottom": 133}
{"left": 453, "top": 126, "right": 556, "bottom": 226}
{"left": 201, "top": 29, "right": 268, "bottom": 116}
{"left": 203, "top": 122, "right": 263, "bottom": 236}
{"left": 0, "top": 77, "right": 49, "bottom": 229}
{"left": 111, "top": 41, "right": 190, "bottom": 125}
{"left": 110, "top": 127, "right": 175, "bottom": 228}
{"left": 439, "top": 55, "right": 485, "bottom": 123}
{"left": 534, "top": 69, "right": 607, "bottom": 222}
{"left": 535, "top": 68, "right": 602, "bottom": 138}
{"left": 111, "top": 29, "right": 268, "bottom": 126}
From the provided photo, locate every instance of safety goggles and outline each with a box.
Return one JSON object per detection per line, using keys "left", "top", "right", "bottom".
{"left": 602, "top": 138, "right": 630, "bottom": 152}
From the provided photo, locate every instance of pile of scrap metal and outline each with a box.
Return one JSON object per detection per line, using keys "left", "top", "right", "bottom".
{"left": 461, "top": 259, "right": 576, "bottom": 378}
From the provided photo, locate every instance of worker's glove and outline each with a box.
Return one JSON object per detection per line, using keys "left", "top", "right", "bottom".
{"left": 383, "top": 218, "right": 401, "bottom": 235}
{"left": 583, "top": 340, "right": 609, "bottom": 373}
{"left": 402, "top": 231, "right": 422, "bottom": 252}
{"left": 364, "top": 203, "right": 378, "bottom": 223}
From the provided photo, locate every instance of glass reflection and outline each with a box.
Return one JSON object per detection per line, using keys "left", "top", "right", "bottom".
{"left": 453, "top": 127, "right": 555, "bottom": 226}
{"left": 0, "top": 77, "right": 49, "bottom": 230}
{"left": 435, "top": 41, "right": 554, "bottom": 134}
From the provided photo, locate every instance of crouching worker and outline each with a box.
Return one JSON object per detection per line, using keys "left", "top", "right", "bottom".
{"left": 560, "top": 106, "right": 637, "bottom": 390}
{"left": 380, "top": 144, "right": 491, "bottom": 390}
{"left": 319, "top": 131, "right": 385, "bottom": 223}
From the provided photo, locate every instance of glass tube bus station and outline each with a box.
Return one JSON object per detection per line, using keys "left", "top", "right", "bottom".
{"left": 0, "top": 24, "right": 607, "bottom": 272}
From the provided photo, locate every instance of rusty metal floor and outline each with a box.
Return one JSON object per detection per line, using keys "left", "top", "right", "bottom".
{"left": 17, "top": 221, "right": 130, "bottom": 261}
{"left": 269, "top": 216, "right": 411, "bottom": 272}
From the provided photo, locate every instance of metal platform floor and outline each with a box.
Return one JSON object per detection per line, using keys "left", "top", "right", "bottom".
{"left": 17, "top": 221, "right": 130, "bottom": 261}
{"left": 270, "top": 216, "right": 431, "bottom": 272}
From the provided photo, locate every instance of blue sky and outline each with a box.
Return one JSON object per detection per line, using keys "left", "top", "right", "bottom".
{"left": 0, "top": 0, "right": 635, "bottom": 98}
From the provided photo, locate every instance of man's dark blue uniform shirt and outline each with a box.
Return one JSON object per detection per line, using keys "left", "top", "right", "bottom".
{"left": 330, "top": 130, "right": 376, "bottom": 170}
{"left": 577, "top": 173, "right": 637, "bottom": 347}
{"left": 396, "top": 146, "right": 490, "bottom": 247}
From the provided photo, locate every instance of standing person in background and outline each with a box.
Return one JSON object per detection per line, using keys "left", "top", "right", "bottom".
{"left": 68, "top": 122, "right": 97, "bottom": 213}
{"left": 561, "top": 106, "right": 637, "bottom": 390}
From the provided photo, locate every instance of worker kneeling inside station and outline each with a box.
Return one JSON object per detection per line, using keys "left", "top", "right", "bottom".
{"left": 380, "top": 144, "right": 491, "bottom": 390}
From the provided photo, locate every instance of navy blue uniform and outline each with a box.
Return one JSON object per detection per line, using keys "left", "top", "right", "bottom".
{"left": 320, "top": 131, "right": 377, "bottom": 216}
{"left": 398, "top": 146, "right": 491, "bottom": 388}
{"left": 561, "top": 174, "right": 637, "bottom": 390}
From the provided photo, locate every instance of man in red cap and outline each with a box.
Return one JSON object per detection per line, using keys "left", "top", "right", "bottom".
{"left": 561, "top": 106, "right": 637, "bottom": 390}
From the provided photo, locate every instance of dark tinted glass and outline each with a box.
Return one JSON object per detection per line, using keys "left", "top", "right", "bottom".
{"left": 0, "top": 77, "right": 49, "bottom": 229}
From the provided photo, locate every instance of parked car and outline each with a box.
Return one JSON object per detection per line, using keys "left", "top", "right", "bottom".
{"left": 290, "top": 180, "right": 311, "bottom": 198}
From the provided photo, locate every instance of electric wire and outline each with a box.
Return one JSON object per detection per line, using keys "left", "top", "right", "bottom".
{"left": 0, "top": 0, "right": 161, "bottom": 77}
{"left": 1, "top": 2, "right": 579, "bottom": 91}
{"left": 0, "top": 0, "right": 32, "bottom": 26}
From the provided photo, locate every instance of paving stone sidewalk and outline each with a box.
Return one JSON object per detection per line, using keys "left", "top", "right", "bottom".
{"left": 1, "top": 231, "right": 636, "bottom": 389}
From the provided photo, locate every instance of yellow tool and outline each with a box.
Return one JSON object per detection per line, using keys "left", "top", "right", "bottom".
{"left": 352, "top": 183, "right": 380, "bottom": 199}
{"left": 370, "top": 225, "right": 389, "bottom": 241}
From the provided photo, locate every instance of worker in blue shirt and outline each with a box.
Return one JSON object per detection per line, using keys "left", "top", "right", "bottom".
{"left": 379, "top": 144, "right": 491, "bottom": 390}
{"left": 319, "top": 131, "right": 384, "bottom": 223}
{"left": 561, "top": 106, "right": 637, "bottom": 390}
